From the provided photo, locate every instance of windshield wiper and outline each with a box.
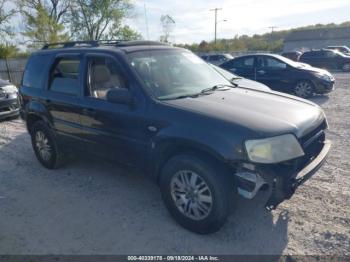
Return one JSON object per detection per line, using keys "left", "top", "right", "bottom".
{"left": 201, "top": 84, "right": 237, "bottom": 94}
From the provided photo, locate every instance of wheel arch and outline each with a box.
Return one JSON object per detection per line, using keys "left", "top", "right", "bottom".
{"left": 25, "top": 101, "right": 52, "bottom": 132}
{"left": 153, "top": 138, "right": 232, "bottom": 184}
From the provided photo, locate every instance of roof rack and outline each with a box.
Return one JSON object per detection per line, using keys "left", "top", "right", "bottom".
{"left": 41, "top": 40, "right": 167, "bottom": 50}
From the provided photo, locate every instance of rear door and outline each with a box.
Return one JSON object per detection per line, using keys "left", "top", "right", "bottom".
{"left": 45, "top": 54, "right": 85, "bottom": 150}
{"left": 255, "top": 56, "right": 291, "bottom": 91}
{"left": 222, "top": 56, "right": 256, "bottom": 80}
{"left": 79, "top": 53, "right": 149, "bottom": 166}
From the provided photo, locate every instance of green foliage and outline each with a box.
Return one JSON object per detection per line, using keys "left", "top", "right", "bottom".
{"left": 0, "top": 44, "right": 29, "bottom": 58}
{"left": 69, "top": 0, "right": 141, "bottom": 41}
{"left": 0, "top": 0, "right": 16, "bottom": 38}
{"left": 18, "top": 0, "right": 70, "bottom": 48}
{"left": 177, "top": 22, "right": 350, "bottom": 53}
{"left": 0, "top": 44, "right": 18, "bottom": 58}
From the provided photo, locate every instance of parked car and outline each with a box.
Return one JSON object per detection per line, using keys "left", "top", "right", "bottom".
{"left": 326, "top": 46, "right": 350, "bottom": 56}
{"left": 210, "top": 64, "right": 271, "bottom": 91}
{"left": 300, "top": 49, "right": 350, "bottom": 72}
{"left": 281, "top": 51, "right": 302, "bottom": 61}
{"left": 220, "top": 54, "right": 335, "bottom": 98}
{"left": 0, "top": 79, "right": 19, "bottom": 121}
{"left": 200, "top": 53, "right": 233, "bottom": 65}
{"left": 20, "top": 41, "right": 331, "bottom": 234}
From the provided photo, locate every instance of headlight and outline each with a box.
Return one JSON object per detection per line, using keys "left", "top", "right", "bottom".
{"left": 313, "top": 72, "right": 331, "bottom": 82}
{"left": 1, "top": 84, "right": 17, "bottom": 94}
{"left": 245, "top": 134, "right": 304, "bottom": 163}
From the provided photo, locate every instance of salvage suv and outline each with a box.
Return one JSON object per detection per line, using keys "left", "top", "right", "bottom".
{"left": 19, "top": 41, "right": 331, "bottom": 234}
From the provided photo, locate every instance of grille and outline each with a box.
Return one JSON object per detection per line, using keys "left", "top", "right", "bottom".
{"left": 293, "top": 120, "right": 327, "bottom": 171}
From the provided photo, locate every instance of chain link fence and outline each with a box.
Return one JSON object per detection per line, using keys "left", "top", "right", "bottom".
{"left": 0, "top": 58, "right": 27, "bottom": 87}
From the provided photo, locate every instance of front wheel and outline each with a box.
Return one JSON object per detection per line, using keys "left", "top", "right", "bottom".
{"left": 294, "top": 80, "right": 314, "bottom": 98}
{"left": 160, "top": 154, "right": 234, "bottom": 234}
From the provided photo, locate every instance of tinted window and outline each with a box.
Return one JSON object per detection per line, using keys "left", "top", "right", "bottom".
{"left": 227, "top": 57, "right": 254, "bottom": 68}
{"left": 22, "top": 54, "right": 52, "bottom": 88}
{"left": 49, "top": 57, "right": 80, "bottom": 95}
{"left": 263, "top": 57, "right": 287, "bottom": 69}
{"left": 87, "top": 56, "right": 127, "bottom": 100}
{"left": 301, "top": 52, "right": 316, "bottom": 58}
{"left": 325, "top": 51, "right": 337, "bottom": 58}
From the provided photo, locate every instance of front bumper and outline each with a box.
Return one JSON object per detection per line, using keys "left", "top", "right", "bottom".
{"left": 0, "top": 97, "right": 20, "bottom": 120}
{"left": 235, "top": 140, "right": 331, "bottom": 210}
{"left": 313, "top": 79, "right": 335, "bottom": 94}
{"left": 265, "top": 140, "right": 331, "bottom": 210}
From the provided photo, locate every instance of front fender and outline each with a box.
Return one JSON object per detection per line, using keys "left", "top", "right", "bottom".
{"left": 150, "top": 125, "right": 247, "bottom": 179}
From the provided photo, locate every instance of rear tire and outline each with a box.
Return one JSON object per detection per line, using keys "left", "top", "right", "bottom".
{"left": 160, "top": 153, "right": 234, "bottom": 234}
{"left": 342, "top": 63, "right": 350, "bottom": 72}
{"left": 294, "top": 80, "right": 314, "bottom": 98}
{"left": 30, "top": 121, "right": 65, "bottom": 169}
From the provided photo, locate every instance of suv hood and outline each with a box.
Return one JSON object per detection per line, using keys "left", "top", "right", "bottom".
{"left": 164, "top": 88, "right": 325, "bottom": 139}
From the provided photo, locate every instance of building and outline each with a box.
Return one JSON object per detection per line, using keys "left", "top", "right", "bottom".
{"left": 283, "top": 27, "right": 350, "bottom": 52}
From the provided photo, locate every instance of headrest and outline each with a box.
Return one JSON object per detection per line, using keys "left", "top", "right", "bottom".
{"left": 92, "top": 65, "right": 111, "bottom": 83}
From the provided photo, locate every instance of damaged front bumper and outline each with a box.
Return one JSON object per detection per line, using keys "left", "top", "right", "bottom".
{"left": 235, "top": 140, "right": 331, "bottom": 210}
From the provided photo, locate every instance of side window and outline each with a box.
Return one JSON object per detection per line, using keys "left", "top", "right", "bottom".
{"left": 87, "top": 56, "right": 127, "bottom": 100}
{"left": 228, "top": 57, "right": 254, "bottom": 69}
{"left": 241, "top": 57, "right": 254, "bottom": 68}
{"left": 49, "top": 57, "right": 81, "bottom": 95}
{"left": 263, "top": 57, "right": 287, "bottom": 69}
{"left": 325, "top": 51, "right": 336, "bottom": 58}
{"left": 22, "top": 54, "right": 52, "bottom": 88}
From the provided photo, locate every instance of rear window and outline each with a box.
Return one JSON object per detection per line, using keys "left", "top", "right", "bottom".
{"left": 22, "top": 54, "right": 52, "bottom": 88}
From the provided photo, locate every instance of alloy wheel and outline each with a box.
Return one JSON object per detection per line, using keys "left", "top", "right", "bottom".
{"left": 295, "top": 81, "right": 313, "bottom": 98}
{"left": 35, "top": 131, "right": 52, "bottom": 162}
{"left": 170, "top": 170, "right": 213, "bottom": 220}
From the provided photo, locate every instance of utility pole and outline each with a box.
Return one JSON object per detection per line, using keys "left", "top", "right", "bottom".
{"left": 268, "top": 26, "right": 277, "bottom": 42}
{"left": 210, "top": 8, "right": 222, "bottom": 44}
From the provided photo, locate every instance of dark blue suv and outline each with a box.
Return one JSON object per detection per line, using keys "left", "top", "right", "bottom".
{"left": 19, "top": 41, "right": 331, "bottom": 234}
{"left": 221, "top": 54, "right": 335, "bottom": 98}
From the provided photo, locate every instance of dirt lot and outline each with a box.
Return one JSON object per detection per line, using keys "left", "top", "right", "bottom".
{"left": 0, "top": 73, "right": 349, "bottom": 255}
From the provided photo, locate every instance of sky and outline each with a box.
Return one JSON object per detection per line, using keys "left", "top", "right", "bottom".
{"left": 127, "top": 0, "right": 350, "bottom": 44}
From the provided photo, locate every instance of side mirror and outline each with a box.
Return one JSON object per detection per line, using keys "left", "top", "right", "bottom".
{"left": 106, "top": 88, "right": 134, "bottom": 105}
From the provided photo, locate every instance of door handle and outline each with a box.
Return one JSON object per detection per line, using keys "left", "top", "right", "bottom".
{"left": 257, "top": 70, "right": 266, "bottom": 74}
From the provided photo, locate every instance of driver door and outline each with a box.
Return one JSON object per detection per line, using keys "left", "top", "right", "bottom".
{"left": 255, "top": 56, "right": 291, "bottom": 92}
{"left": 79, "top": 53, "right": 149, "bottom": 166}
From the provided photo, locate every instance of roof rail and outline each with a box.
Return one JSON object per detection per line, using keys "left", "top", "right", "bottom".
{"left": 41, "top": 40, "right": 166, "bottom": 50}
{"left": 42, "top": 40, "right": 100, "bottom": 49}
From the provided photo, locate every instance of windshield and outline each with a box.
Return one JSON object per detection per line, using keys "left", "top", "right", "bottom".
{"left": 128, "top": 49, "right": 232, "bottom": 100}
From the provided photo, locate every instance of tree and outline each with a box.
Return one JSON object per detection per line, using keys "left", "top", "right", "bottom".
{"left": 0, "top": 44, "right": 18, "bottom": 58}
{"left": 0, "top": 0, "right": 16, "bottom": 38}
{"left": 160, "top": 15, "right": 175, "bottom": 43}
{"left": 69, "top": 0, "right": 141, "bottom": 41}
{"left": 17, "top": 0, "right": 71, "bottom": 47}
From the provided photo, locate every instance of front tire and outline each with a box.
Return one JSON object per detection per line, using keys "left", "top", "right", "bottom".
{"left": 160, "top": 153, "right": 234, "bottom": 234}
{"left": 30, "top": 121, "right": 65, "bottom": 169}
{"left": 294, "top": 80, "right": 314, "bottom": 98}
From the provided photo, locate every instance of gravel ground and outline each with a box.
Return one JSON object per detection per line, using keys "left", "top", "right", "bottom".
{"left": 0, "top": 73, "right": 349, "bottom": 255}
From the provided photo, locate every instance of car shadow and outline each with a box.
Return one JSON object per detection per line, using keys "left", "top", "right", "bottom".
{"left": 310, "top": 94, "right": 330, "bottom": 106}
{"left": 0, "top": 130, "right": 288, "bottom": 255}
